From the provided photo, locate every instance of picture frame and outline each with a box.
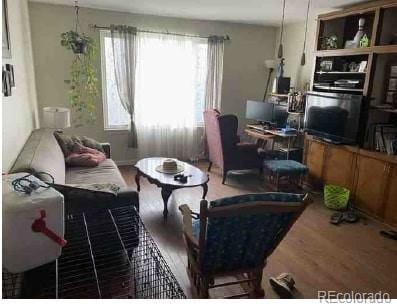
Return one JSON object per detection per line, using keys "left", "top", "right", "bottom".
{"left": 2, "top": 0, "right": 11, "bottom": 59}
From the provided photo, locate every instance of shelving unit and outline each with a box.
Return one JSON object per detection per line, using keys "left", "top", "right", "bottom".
{"left": 309, "top": 0, "right": 397, "bottom": 151}
{"left": 304, "top": 0, "right": 397, "bottom": 226}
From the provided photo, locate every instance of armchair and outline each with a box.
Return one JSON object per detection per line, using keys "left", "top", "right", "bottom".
{"left": 179, "top": 192, "right": 311, "bottom": 298}
{"left": 203, "top": 109, "right": 263, "bottom": 184}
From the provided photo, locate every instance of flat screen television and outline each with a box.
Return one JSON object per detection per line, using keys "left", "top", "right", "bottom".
{"left": 246, "top": 100, "right": 273, "bottom": 123}
{"left": 246, "top": 100, "right": 288, "bottom": 127}
{"left": 304, "top": 91, "right": 362, "bottom": 144}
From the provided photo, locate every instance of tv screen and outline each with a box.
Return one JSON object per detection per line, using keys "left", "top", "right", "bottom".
{"left": 246, "top": 100, "right": 273, "bottom": 123}
{"left": 304, "top": 92, "right": 362, "bottom": 144}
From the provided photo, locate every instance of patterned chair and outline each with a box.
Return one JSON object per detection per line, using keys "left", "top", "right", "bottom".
{"left": 179, "top": 192, "right": 311, "bottom": 298}
{"left": 203, "top": 109, "right": 263, "bottom": 184}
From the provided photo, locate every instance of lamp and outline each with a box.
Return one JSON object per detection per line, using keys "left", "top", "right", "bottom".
{"left": 263, "top": 60, "right": 276, "bottom": 101}
{"left": 43, "top": 107, "right": 71, "bottom": 130}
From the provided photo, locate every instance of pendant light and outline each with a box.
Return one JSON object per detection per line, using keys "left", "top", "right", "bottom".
{"left": 301, "top": 0, "right": 311, "bottom": 65}
{"left": 278, "top": 0, "right": 286, "bottom": 58}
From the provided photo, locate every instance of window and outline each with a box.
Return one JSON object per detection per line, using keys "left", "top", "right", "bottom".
{"left": 100, "top": 30, "right": 208, "bottom": 130}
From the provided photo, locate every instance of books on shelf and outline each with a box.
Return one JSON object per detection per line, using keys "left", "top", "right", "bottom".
{"left": 371, "top": 124, "right": 397, "bottom": 155}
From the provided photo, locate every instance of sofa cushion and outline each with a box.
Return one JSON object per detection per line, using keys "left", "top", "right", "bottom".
{"left": 10, "top": 129, "right": 66, "bottom": 184}
{"left": 65, "top": 159, "right": 126, "bottom": 187}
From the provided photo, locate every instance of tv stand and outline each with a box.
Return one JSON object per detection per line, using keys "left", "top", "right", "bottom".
{"left": 313, "top": 136, "right": 342, "bottom": 145}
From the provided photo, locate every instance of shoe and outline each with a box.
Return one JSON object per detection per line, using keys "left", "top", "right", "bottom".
{"left": 380, "top": 230, "right": 397, "bottom": 240}
{"left": 330, "top": 212, "right": 343, "bottom": 225}
{"left": 342, "top": 211, "right": 359, "bottom": 223}
{"left": 269, "top": 273, "right": 295, "bottom": 299}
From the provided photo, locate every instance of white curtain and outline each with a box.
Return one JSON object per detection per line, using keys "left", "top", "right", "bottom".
{"left": 205, "top": 36, "right": 225, "bottom": 110}
{"left": 110, "top": 25, "right": 138, "bottom": 147}
{"left": 134, "top": 32, "right": 208, "bottom": 160}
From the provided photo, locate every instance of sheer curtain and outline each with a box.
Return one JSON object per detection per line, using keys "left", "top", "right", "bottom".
{"left": 135, "top": 32, "right": 208, "bottom": 160}
{"left": 205, "top": 36, "right": 224, "bottom": 110}
{"left": 110, "top": 25, "right": 138, "bottom": 147}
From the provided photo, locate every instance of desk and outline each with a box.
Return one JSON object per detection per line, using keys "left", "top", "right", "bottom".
{"left": 245, "top": 126, "right": 298, "bottom": 160}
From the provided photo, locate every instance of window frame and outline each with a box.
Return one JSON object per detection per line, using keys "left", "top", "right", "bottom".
{"left": 100, "top": 30, "right": 129, "bottom": 131}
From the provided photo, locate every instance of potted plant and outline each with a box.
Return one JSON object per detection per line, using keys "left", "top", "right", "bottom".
{"left": 61, "top": 30, "right": 98, "bottom": 125}
{"left": 61, "top": 30, "right": 92, "bottom": 54}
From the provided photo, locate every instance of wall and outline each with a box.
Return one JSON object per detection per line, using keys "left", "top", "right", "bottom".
{"left": 2, "top": 0, "right": 39, "bottom": 171}
{"left": 273, "top": 14, "right": 318, "bottom": 91}
{"left": 29, "top": 2, "right": 277, "bottom": 164}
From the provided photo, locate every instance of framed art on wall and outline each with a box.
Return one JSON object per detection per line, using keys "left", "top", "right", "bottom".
{"left": 2, "top": 0, "right": 11, "bottom": 59}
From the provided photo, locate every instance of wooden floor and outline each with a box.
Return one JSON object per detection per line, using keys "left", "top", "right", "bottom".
{"left": 119, "top": 163, "right": 397, "bottom": 299}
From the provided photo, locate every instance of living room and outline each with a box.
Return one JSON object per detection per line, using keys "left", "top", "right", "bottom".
{"left": 2, "top": 0, "right": 397, "bottom": 303}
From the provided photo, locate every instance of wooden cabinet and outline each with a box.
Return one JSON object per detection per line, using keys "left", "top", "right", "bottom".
{"left": 323, "top": 147, "right": 356, "bottom": 190}
{"left": 353, "top": 156, "right": 388, "bottom": 217}
{"left": 304, "top": 135, "right": 397, "bottom": 226}
{"left": 306, "top": 141, "right": 325, "bottom": 181}
{"left": 383, "top": 165, "right": 397, "bottom": 226}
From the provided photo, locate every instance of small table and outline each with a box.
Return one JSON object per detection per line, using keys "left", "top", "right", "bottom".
{"left": 245, "top": 126, "right": 299, "bottom": 160}
{"left": 135, "top": 157, "right": 209, "bottom": 219}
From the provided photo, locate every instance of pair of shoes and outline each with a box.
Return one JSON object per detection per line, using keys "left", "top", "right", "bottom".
{"left": 269, "top": 273, "right": 295, "bottom": 299}
{"left": 329, "top": 210, "right": 360, "bottom": 225}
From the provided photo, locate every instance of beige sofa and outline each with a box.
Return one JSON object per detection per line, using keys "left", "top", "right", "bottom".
{"left": 10, "top": 129, "right": 139, "bottom": 213}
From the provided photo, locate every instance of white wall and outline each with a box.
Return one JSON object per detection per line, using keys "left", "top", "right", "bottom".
{"left": 273, "top": 14, "right": 318, "bottom": 91}
{"left": 29, "top": 2, "right": 278, "bottom": 164}
{"left": 2, "top": 0, "right": 39, "bottom": 171}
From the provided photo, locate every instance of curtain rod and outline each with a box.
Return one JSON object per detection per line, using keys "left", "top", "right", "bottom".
{"left": 90, "top": 24, "right": 230, "bottom": 41}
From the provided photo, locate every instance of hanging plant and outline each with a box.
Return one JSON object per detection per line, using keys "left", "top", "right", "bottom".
{"left": 60, "top": 2, "right": 98, "bottom": 126}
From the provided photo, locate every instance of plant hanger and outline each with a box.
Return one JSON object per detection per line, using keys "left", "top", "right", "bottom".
{"left": 278, "top": 0, "right": 286, "bottom": 59}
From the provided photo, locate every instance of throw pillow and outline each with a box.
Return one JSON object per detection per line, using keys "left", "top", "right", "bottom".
{"left": 54, "top": 132, "right": 105, "bottom": 157}
{"left": 65, "top": 143, "right": 106, "bottom": 167}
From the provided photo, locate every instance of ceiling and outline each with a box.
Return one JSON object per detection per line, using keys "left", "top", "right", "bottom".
{"left": 29, "top": 0, "right": 367, "bottom": 25}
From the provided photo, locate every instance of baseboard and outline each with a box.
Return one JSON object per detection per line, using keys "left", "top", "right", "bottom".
{"left": 115, "top": 159, "right": 137, "bottom": 166}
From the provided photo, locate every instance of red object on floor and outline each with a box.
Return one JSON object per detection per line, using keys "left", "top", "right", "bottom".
{"left": 31, "top": 210, "right": 67, "bottom": 247}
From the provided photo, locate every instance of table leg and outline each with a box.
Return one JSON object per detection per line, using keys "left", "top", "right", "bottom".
{"left": 135, "top": 170, "right": 141, "bottom": 192}
{"left": 161, "top": 188, "right": 173, "bottom": 219}
{"left": 202, "top": 183, "right": 208, "bottom": 199}
{"left": 287, "top": 137, "right": 291, "bottom": 160}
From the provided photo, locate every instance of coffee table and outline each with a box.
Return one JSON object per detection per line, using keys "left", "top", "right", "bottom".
{"left": 135, "top": 157, "right": 209, "bottom": 219}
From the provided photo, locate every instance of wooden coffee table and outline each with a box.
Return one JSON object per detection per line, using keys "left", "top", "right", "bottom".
{"left": 135, "top": 157, "right": 209, "bottom": 219}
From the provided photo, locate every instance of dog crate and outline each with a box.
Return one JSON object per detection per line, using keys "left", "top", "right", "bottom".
{"left": 2, "top": 206, "right": 186, "bottom": 299}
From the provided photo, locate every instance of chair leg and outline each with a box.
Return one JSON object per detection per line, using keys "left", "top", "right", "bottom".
{"left": 199, "top": 277, "right": 210, "bottom": 299}
{"left": 259, "top": 166, "right": 263, "bottom": 174}
{"left": 222, "top": 170, "right": 228, "bottom": 184}
{"left": 250, "top": 269, "right": 265, "bottom": 298}
{"left": 207, "top": 162, "right": 213, "bottom": 172}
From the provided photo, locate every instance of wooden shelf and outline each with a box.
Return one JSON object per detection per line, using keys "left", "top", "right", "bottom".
{"left": 315, "top": 71, "right": 366, "bottom": 74}
{"left": 315, "top": 45, "right": 397, "bottom": 57}
{"left": 313, "top": 85, "right": 363, "bottom": 92}
{"left": 372, "top": 44, "right": 397, "bottom": 54}
{"left": 315, "top": 48, "right": 372, "bottom": 57}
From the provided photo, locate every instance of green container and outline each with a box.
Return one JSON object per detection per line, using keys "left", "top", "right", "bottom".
{"left": 324, "top": 184, "right": 350, "bottom": 210}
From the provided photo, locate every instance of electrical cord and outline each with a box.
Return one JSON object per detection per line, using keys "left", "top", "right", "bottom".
{"left": 11, "top": 172, "right": 54, "bottom": 195}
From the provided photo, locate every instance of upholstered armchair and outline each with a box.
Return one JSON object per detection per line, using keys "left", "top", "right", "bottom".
{"left": 203, "top": 109, "right": 263, "bottom": 184}
{"left": 179, "top": 192, "right": 311, "bottom": 298}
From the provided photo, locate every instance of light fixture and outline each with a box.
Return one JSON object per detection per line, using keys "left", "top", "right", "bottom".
{"left": 278, "top": 0, "right": 286, "bottom": 59}
{"left": 263, "top": 60, "right": 276, "bottom": 100}
{"left": 43, "top": 107, "right": 71, "bottom": 130}
{"left": 301, "top": 0, "right": 311, "bottom": 66}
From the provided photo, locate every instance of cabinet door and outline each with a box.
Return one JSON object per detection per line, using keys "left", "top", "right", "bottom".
{"left": 354, "top": 156, "right": 388, "bottom": 217}
{"left": 384, "top": 165, "right": 397, "bottom": 227}
{"left": 306, "top": 141, "right": 326, "bottom": 180}
{"left": 323, "top": 147, "right": 355, "bottom": 190}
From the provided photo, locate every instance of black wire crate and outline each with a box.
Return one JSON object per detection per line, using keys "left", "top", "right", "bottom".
{"left": 2, "top": 206, "right": 186, "bottom": 299}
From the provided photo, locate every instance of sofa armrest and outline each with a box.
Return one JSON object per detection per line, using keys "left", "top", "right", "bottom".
{"left": 100, "top": 142, "right": 111, "bottom": 158}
